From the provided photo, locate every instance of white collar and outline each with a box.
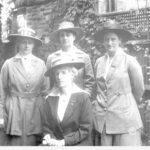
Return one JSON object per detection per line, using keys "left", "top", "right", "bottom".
{"left": 15, "top": 53, "right": 34, "bottom": 59}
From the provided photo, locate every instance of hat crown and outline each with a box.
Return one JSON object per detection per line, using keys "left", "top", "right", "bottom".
{"left": 58, "top": 21, "right": 75, "bottom": 30}
{"left": 51, "top": 54, "right": 84, "bottom": 69}
{"left": 17, "top": 27, "right": 36, "bottom": 37}
{"left": 103, "top": 20, "right": 122, "bottom": 30}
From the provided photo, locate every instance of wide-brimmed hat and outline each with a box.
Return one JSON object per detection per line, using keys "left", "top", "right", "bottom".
{"left": 51, "top": 21, "right": 84, "bottom": 43}
{"left": 8, "top": 27, "right": 42, "bottom": 46}
{"left": 45, "top": 54, "right": 84, "bottom": 76}
{"left": 94, "top": 20, "right": 133, "bottom": 43}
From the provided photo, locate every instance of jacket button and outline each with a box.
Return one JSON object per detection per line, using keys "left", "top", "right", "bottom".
{"left": 26, "top": 83, "right": 30, "bottom": 88}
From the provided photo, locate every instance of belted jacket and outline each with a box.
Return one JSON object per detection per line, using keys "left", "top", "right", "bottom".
{"left": 0, "top": 54, "right": 49, "bottom": 136}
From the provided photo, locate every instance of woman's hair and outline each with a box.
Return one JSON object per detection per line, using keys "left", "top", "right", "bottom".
{"left": 53, "top": 66, "right": 78, "bottom": 82}
{"left": 58, "top": 30, "right": 76, "bottom": 42}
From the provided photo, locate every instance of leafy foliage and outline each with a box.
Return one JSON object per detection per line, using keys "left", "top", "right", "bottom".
{"left": 49, "top": 0, "right": 107, "bottom": 64}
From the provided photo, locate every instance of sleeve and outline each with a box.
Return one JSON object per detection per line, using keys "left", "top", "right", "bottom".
{"left": 128, "top": 56, "right": 145, "bottom": 103}
{"left": 64, "top": 94, "right": 92, "bottom": 146}
{"left": 83, "top": 54, "right": 95, "bottom": 97}
{"left": 0, "top": 61, "right": 9, "bottom": 119}
{"left": 46, "top": 55, "right": 55, "bottom": 89}
{"left": 40, "top": 61, "right": 50, "bottom": 97}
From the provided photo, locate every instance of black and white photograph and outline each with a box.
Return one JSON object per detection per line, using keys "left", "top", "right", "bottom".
{"left": 0, "top": 0, "right": 149, "bottom": 147}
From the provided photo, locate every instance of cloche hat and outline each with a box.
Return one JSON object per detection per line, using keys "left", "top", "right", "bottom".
{"left": 45, "top": 54, "right": 84, "bottom": 76}
{"left": 8, "top": 27, "right": 42, "bottom": 46}
{"left": 94, "top": 20, "right": 133, "bottom": 43}
{"left": 51, "top": 21, "right": 84, "bottom": 42}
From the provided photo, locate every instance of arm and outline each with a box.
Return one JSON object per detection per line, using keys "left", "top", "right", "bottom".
{"left": 64, "top": 94, "right": 92, "bottom": 146}
{"left": 128, "top": 56, "right": 145, "bottom": 103}
{"left": 0, "top": 61, "right": 9, "bottom": 124}
{"left": 46, "top": 54, "right": 55, "bottom": 89}
{"left": 83, "top": 54, "right": 95, "bottom": 97}
{"left": 40, "top": 62, "right": 50, "bottom": 97}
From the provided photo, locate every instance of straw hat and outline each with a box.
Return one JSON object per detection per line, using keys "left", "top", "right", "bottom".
{"left": 51, "top": 21, "right": 84, "bottom": 42}
{"left": 8, "top": 27, "right": 42, "bottom": 46}
{"left": 45, "top": 54, "right": 84, "bottom": 76}
{"left": 94, "top": 20, "right": 133, "bottom": 43}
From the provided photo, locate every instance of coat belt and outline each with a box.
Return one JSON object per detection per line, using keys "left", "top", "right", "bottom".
{"left": 10, "top": 91, "right": 40, "bottom": 98}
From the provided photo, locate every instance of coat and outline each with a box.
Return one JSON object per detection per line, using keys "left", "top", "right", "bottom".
{"left": 41, "top": 86, "right": 93, "bottom": 146}
{"left": 46, "top": 47, "right": 94, "bottom": 97}
{"left": 0, "top": 54, "right": 49, "bottom": 136}
{"left": 93, "top": 48, "right": 145, "bottom": 134}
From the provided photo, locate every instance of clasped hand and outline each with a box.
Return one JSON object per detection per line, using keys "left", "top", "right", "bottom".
{"left": 42, "top": 134, "right": 64, "bottom": 146}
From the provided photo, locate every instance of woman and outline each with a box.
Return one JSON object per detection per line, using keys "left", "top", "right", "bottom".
{"left": 93, "top": 20, "right": 145, "bottom": 146}
{"left": 46, "top": 20, "right": 94, "bottom": 98}
{"left": 0, "top": 27, "right": 49, "bottom": 145}
{"left": 41, "top": 54, "right": 93, "bottom": 146}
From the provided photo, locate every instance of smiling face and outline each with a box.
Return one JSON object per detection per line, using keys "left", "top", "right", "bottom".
{"left": 103, "top": 32, "right": 121, "bottom": 55}
{"left": 59, "top": 31, "right": 76, "bottom": 48}
{"left": 17, "top": 37, "right": 35, "bottom": 55}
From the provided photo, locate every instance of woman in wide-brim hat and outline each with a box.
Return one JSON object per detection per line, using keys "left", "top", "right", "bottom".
{"left": 41, "top": 55, "right": 93, "bottom": 146}
{"left": 94, "top": 20, "right": 133, "bottom": 43}
{"left": 0, "top": 27, "right": 49, "bottom": 146}
{"left": 8, "top": 27, "right": 42, "bottom": 46}
{"left": 93, "top": 20, "right": 144, "bottom": 146}
{"left": 46, "top": 20, "right": 94, "bottom": 97}
{"left": 50, "top": 21, "right": 84, "bottom": 43}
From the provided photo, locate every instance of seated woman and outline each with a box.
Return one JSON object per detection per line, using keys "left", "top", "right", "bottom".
{"left": 41, "top": 55, "right": 93, "bottom": 146}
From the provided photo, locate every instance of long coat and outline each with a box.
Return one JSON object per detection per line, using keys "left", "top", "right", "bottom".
{"left": 41, "top": 87, "right": 93, "bottom": 146}
{"left": 93, "top": 49, "right": 145, "bottom": 134}
{"left": 0, "top": 54, "right": 49, "bottom": 136}
{"left": 46, "top": 47, "right": 94, "bottom": 97}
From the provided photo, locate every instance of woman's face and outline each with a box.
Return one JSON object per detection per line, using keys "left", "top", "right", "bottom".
{"left": 17, "top": 38, "right": 34, "bottom": 55}
{"left": 103, "top": 32, "right": 121, "bottom": 54}
{"left": 54, "top": 66, "right": 74, "bottom": 88}
{"left": 59, "top": 31, "right": 75, "bottom": 47}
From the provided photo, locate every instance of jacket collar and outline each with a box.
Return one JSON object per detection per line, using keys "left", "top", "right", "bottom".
{"left": 13, "top": 53, "right": 35, "bottom": 61}
{"left": 46, "top": 84, "right": 84, "bottom": 98}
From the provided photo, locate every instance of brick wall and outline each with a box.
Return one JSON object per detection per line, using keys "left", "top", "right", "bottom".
{"left": 11, "top": 1, "right": 61, "bottom": 61}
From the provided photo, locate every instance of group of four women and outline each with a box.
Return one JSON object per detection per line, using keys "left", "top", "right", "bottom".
{"left": 0, "top": 20, "right": 145, "bottom": 146}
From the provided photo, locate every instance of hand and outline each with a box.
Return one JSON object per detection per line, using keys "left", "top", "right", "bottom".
{"left": 42, "top": 134, "right": 51, "bottom": 145}
{"left": 42, "top": 134, "right": 65, "bottom": 146}
{"left": 48, "top": 139, "right": 65, "bottom": 146}
{"left": 0, "top": 119, "right": 4, "bottom": 128}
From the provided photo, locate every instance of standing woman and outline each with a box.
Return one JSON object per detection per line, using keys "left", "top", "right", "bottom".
{"left": 46, "top": 21, "right": 94, "bottom": 98}
{"left": 42, "top": 55, "right": 93, "bottom": 146}
{"left": 93, "top": 20, "right": 145, "bottom": 146}
{"left": 0, "top": 27, "right": 49, "bottom": 146}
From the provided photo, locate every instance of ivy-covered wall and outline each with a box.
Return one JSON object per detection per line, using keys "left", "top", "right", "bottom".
{"left": 6, "top": 0, "right": 105, "bottom": 63}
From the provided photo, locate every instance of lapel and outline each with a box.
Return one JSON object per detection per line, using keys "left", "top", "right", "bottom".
{"left": 47, "top": 85, "right": 84, "bottom": 128}
{"left": 106, "top": 49, "right": 125, "bottom": 81}
{"left": 49, "top": 96, "right": 64, "bottom": 133}
{"left": 13, "top": 57, "right": 29, "bottom": 81}
{"left": 96, "top": 55, "right": 107, "bottom": 78}
{"left": 13, "top": 55, "right": 39, "bottom": 80}
{"left": 49, "top": 96, "right": 59, "bottom": 122}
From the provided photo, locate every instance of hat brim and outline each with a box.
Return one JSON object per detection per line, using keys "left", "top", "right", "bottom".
{"left": 51, "top": 27, "right": 84, "bottom": 43}
{"left": 45, "top": 62, "right": 84, "bottom": 76}
{"left": 8, "top": 34, "right": 42, "bottom": 46}
{"left": 94, "top": 28, "right": 133, "bottom": 43}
